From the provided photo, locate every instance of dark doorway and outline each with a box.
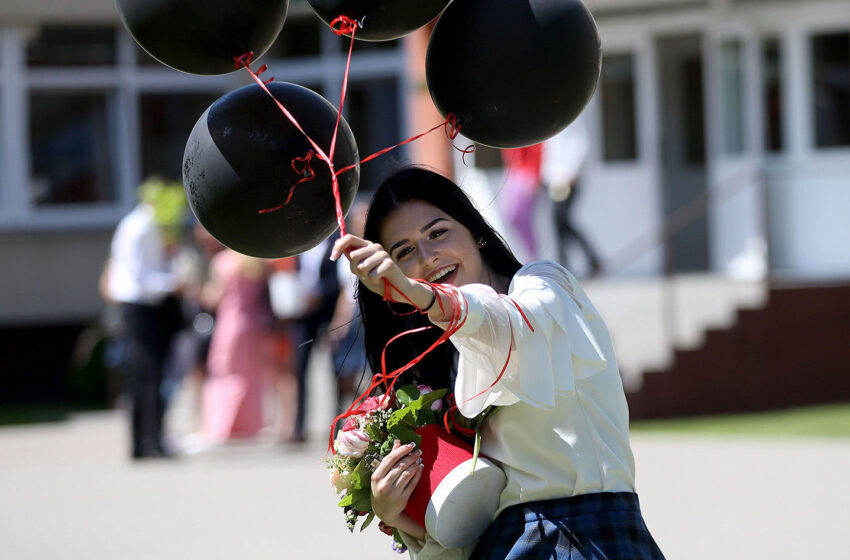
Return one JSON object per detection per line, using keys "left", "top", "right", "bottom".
{"left": 657, "top": 35, "right": 709, "bottom": 272}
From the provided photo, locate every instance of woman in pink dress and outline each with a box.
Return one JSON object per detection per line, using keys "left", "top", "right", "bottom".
{"left": 201, "top": 249, "right": 273, "bottom": 444}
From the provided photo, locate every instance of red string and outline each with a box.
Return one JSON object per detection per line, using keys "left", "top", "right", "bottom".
{"left": 233, "top": 23, "right": 520, "bottom": 453}
{"left": 327, "top": 282, "right": 468, "bottom": 452}
{"left": 258, "top": 150, "right": 316, "bottom": 214}
{"left": 442, "top": 394, "right": 477, "bottom": 437}
{"left": 334, "top": 114, "right": 464, "bottom": 178}
{"left": 234, "top": 51, "right": 347, "bottom": 234}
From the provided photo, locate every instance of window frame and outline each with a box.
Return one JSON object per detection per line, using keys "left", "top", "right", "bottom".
{"left": 0, "top": 15, "right": 407, "bottom": 232}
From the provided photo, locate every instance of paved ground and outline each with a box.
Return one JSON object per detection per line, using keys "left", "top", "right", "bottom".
{"left": 2, "top": 408, "right": 849, "bottom": 560}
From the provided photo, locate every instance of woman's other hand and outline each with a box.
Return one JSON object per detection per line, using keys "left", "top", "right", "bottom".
{"left": 370, "top": 440, "right": 426, "bottom": 539}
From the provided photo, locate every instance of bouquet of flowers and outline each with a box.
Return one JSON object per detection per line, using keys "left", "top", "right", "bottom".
{"left": 326, "top": 384, "right": 448, "bottom": 552}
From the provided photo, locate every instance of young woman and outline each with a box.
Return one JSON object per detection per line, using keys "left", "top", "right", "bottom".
{"left": 331, "top": 167, "right": 664, "bottom": 559}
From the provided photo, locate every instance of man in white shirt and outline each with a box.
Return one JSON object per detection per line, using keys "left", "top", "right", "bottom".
{"left": 107, "top": 181, "right": 183, "bottom": 459}
{"left": 542, "top": 116, "right": 601, "bottom": 275}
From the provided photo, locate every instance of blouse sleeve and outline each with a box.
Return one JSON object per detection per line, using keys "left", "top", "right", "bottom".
{"left": 439, "top": 261, "right": 610, "bottom": 418}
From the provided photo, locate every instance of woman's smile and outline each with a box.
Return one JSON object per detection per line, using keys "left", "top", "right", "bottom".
{"left": 427, "top": 264, "right": 458, "bottom": 284}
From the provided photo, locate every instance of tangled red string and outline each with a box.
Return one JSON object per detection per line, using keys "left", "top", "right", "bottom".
{"left": 233, "top": 19, "right": 533, "bottom": 454}
{"left": 258, "top": 150, "right": 316, "bottom": 214}
{"left": 329, "top": 15, "right": 361, "bottom": 36}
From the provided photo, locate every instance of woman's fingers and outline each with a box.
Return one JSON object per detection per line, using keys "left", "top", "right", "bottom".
{"left": 394, "top": 456, "right": 424, "bottom": 490}
{"left": 372, "top": 441, "right": 415, "bottom": 479}
{"left": 330, "top": 234, "right": 368, "bottom": 261}
{"left": 356, "top": 250, "right": 391, "bottom": 278}
{"left": 401, "top": 462, "right": 424, "bottom": 495}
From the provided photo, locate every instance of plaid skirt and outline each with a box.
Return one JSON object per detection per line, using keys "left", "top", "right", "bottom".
{"left": 470, "top": 492, "right": 665, "bottom": 560}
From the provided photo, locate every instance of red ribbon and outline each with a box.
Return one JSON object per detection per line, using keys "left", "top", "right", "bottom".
{"left": 232, "top": 18, "right": 531, "bottom": 454}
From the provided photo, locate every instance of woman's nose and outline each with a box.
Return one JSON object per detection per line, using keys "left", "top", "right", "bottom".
{"left": 418, "top": 244, "right": 439, "bottom": 267}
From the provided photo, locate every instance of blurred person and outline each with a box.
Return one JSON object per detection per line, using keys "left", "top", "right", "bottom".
{"left": 543, "top": 116, "right": 601, "bottom": 275}
{"left": 201, "top": 249, "right": 275, "bottom": 445}
{"left": 328, "top": 202, "right": 371, "bottom": 422}
{"left": 105, "top": 178, "right": 185, "bottom": 459}
{"left": 500, "top": 143, "right": 544, "bottom": 259}
{"left": 289, "top": 237, "right": 342, "bottom": 443}
{"left": 163, "top": 221, "right": 222, "bottom": 435}
{"left": 267, "top": 256, "right": 300, "bottom": 442}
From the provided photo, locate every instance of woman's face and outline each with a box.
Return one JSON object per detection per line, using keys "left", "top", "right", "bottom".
{"left": 380, "top": 200, "right": 485, "bottom": 287}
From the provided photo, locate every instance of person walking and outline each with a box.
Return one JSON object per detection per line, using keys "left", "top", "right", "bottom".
{"left": 106, "top": 179, "right": 184, "bottom": 459}
{"left": 543, "top": 116, "right": 602, "bottom": 275}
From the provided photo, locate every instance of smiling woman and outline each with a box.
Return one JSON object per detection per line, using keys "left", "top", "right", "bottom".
{"left": 333, "top": 166, "right": 665, "bottom": 558}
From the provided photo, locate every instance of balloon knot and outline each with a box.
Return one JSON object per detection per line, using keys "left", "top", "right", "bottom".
{"left": 445, "top": 113, "right": 463, "bottom": 139}
{"left": 233, "top": 51, "right": 254, "bottom": 70}
{"left": 330, "top": 15, "right": 362, "bottom": 36}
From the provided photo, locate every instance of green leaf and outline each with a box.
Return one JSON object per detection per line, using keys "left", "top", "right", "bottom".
{"left": 413, "top": 408, "right": 436, "bottom": 427}
{"left": 417, "top": 388, "right": 448, "bottom": 408}
{"left": 395, "top": 384, "right": 420, "bottom": 406}
{"left": 337, "top": 493, "right": 353, "bottom": 508}
{"left": 379, "top": 439, "right": 394, "bottom": 456}
{"left": 410, "top": 389, "right": 447, "bottom": 427}
{"left": 350, "top": 487, "right": 372, "bottom": 513}
{"left": 349, "top": 459, "right": 372, "bottom": 491}
{"left": 387, "top": 424, "right": 420, "bottom": 447}
{"left": 360, "top": 512, "right": 376, "bottom": 532}
{"left": 387, "top": 407, "right": 414, "bottom": 431}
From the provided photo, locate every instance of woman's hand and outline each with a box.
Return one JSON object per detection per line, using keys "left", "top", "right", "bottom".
{"left": 370, "top": 440, "right": 424, "bottom": 533}
{"left": 331, "top": 234, "right": 413, "bottom": 298}
{"left": 331, "top": 233, "right": 450, "bottom": 321}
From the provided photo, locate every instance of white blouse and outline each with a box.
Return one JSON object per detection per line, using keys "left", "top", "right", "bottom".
{"left": 442, "top": 260, "right": 636, "bottom": 516}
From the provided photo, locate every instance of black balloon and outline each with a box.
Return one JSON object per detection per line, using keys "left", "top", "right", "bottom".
{"left": 115, "top": 0, "right": 289, "bottom": 75}
{"left": 307, "top": 0, "right": 451, "bottom": 41}
{"left": 426, "top": 0, "right": 601, "bottom": 148}
{"left": 183, "top": 82, "right": 359, "bottom": 258}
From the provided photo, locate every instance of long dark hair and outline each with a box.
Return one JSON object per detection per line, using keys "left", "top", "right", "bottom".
{"left": 357, "top": 166, "right": 523, "bottom": 391}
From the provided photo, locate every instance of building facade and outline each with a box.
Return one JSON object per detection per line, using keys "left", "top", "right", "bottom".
{"left": 1, "top": 0, "right": 848, "bottom": 398}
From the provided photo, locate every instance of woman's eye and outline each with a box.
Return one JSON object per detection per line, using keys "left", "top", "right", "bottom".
{"left": 397, "top": 246, "right": 414, "bottom": 259}
{"left": 429, "top": 229, "right": 447, "bottom": 239}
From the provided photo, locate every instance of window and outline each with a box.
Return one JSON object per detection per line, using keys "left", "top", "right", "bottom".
{"left": 811, "top": 31, "right": 850, "bottom": 148}
{"left": 720, "top": 39, "right": 745, "bottom": 155}
{"left": 1, "top": 18, "right": 405, "bottom": 227}
{"left": 347, "top": 78, "right": 401, "bottom": 189}
{"left": 27, "top": 26, "right": 116, "bottom": 66}
{"left": 600, "top": 53, "right": 638, "bottom": 161}
{"left": 140, "top": 93, "right": 221, "bottom": 181}
{"left": 761, "top": 38, "right": 784, "bottom": 152}
{"left": 29, "top": 92, "right": 118, "bottom": 206}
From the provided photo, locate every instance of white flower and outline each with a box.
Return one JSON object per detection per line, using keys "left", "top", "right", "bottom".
{"left": 335, "top": 429, "right": 370, "bottom": 458}
{"left": 329, "top": 467, "right": 352, "bottom": 494}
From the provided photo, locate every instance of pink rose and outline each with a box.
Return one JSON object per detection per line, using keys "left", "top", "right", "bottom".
{"left": 335, "top": 429, "right": 370, "bottom": 458}
{"left": 417, "top": 384, "right": 443, "bottom": 411}
{"left": 341, "top": 417, "right": 359, "bottom": 432}
{"left": 360, "top": 395, "right": 390, "bottom": 413}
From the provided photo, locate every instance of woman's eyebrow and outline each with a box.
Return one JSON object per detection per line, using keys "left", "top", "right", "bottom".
{"left": 420, "top": 217, "right": 448, "bottom": 232}
{"left": 388, "top": 218, "right": 449, "bottom": 255}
